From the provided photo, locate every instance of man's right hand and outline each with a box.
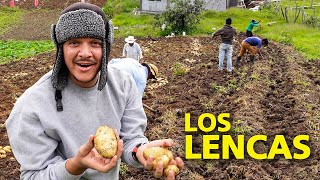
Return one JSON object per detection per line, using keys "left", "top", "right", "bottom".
{"left": 66, "top": 134, "right": 123, "bottom": 175}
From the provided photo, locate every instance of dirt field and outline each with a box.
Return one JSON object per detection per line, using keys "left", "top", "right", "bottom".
{"left": 0, "top": 3, "right": 320, "bottom": 180}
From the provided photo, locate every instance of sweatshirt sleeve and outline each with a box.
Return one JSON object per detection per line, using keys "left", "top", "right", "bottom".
{"left": 6, "top": 112, "right": 82, "bottom": 180}
{"left": 213, "top": 28, "right": 223, "bottom": 37}
{"left": 119, "top": 74, "right": 148, "bottom": 167}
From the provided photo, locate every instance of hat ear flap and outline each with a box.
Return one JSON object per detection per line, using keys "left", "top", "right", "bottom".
{"left": 107, "top": 20, "right": 114, "bottom": 45}
{"left": 51, "top": 24, "right": 59, "bottom": 49}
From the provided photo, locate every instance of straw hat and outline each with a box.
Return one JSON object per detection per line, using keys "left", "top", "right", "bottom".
{"left": 142, "top": 63, "right": 158, "bottom": 80}
{"left": 125, "top": 36, "right": 136, "bottom": 43}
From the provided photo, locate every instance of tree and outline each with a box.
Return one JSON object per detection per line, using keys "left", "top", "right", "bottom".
{"left": 156, "top": 0, "right": 205, "bottom": 35}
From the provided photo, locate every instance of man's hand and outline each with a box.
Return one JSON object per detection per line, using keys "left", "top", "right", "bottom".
{"left": 136, "top": 139, "right": 184, "bottom": 179}
{"left": 66, "top": 133, "right": 123, "bottom": 175}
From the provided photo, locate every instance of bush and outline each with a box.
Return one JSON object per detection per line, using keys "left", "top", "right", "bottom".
{"left": 279, "top": 31, "right": 293, "bottom": 45}
{"left": 103, "top": 0, "right": 139, "bottom": 19}
{"left": 155, "top": 0, "right": 205, "bottom": 35}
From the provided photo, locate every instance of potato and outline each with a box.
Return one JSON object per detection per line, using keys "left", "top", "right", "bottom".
{"left": 153, "top": 155, "right": 170, "bottom": 169}
{"left": 94, "top": 125, "right": 117, "bottom": 158}
{"left": 164, "top": 165, "right": 180, "bottom": 176}
{"left": 0, "top": 154, "right": 6, "bottom": 159}
{"left": 3, "top": 146, "right": 11, "bottom": 153}
{"left": 143, "top": 147, "right": 174, "bottom": 169}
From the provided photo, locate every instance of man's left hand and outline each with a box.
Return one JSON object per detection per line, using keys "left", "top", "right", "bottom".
{"left": 136, "top": 139, "right": 184, "bottom": 179}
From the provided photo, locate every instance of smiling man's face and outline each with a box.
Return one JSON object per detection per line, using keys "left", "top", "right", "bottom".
{"left": 63, "top": 37, "right": 103, "bottom": 88}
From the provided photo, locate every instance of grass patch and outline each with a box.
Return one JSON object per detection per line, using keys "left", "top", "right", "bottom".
{"left": 103, "top": 0, "right": 140, "bottom": 18}
{"left": 261, "top": 23, "right": 320, "bottom": 59}
{"left": 0, "top": 7, "right": 23, "bottom": 36}
{"left": 0, "top": 1, "right": 319, "bottom": 65}
{"left": 112, "top": 13, "right": 159, "bottom": 38}
{"left": 0, "top": 40, "right": 54, "bottom": 64}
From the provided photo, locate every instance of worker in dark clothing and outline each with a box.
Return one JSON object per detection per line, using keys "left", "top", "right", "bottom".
{"left": 213, "top": 17, "right": 237, "bottom": 72}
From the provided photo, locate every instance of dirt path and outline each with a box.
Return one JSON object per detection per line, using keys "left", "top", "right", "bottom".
{"left": 0, "top": 9, "right": 60, "bottom": 41}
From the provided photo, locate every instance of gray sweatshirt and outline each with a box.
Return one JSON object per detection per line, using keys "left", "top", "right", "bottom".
{"left": 6, "top": 66, "right": 148, "bottom": 180}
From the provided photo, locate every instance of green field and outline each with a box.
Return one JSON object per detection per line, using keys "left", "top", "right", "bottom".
{"left": 0, "top": 0, "right": 319, "bottom": 63}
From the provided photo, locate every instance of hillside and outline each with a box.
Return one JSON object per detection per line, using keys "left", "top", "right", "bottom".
{"left": 0, "top": 0, "right": 105, "bottom": 9}
{"left": 0, "top": 3, "right": 319, "bottom": 180}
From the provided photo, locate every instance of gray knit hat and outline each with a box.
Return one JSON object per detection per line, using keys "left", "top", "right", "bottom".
{"left": 51, "top": 2, "right": 113, "bottom": 111}
{"left": 51, "top": 2, "right": 114, "bottom": 91}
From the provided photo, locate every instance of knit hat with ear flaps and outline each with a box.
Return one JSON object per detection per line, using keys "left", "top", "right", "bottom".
{"left": 51, "top": 2, "right": 114, "bottom": 91}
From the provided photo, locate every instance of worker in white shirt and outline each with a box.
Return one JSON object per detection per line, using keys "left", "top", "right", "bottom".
{"left": 122, "top": 36, "right": 143, "bottom": 62}
{"left": 109, "top": 58, "right": 158, "bottom": 97}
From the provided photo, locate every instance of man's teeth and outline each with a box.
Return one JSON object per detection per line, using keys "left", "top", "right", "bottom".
{"left": 78, "top": 63, "right": 91, "bottom": 67}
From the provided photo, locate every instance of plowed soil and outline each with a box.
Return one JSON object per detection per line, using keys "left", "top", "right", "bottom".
{"left": 0, "top": 5, "right": 319, "bottom": 180}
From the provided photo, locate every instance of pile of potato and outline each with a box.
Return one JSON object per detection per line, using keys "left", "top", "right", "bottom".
{"left": 143, "top": 147, "right": 180, "bottom": 176}
{"left": 94, "top": 125, "right": 180, "bottom": 176}
{"left": 0, "top": 145, "right": 11, "bottom": 158}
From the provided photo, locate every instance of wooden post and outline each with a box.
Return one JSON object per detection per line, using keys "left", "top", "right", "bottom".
{"left": 301, "top": 6, "right": 304, "bottom": 23}
{"left": 34, "top": 0, "right": 39, "bottom": 7}
{"left": 9, "top": 0, "right": 14, "bottom": 7}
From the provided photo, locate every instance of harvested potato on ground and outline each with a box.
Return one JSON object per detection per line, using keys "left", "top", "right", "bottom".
{"left": 94, "top": 125, "right": 117, "bottom": 158}
{"left": 143, "top": 147, "right": 174, "bottom": 169}
{"left": 3, "top": 146, "right": 11, "bottom": 153}
{"left": 164, "top": 165, "right": 180, "bottom": 176}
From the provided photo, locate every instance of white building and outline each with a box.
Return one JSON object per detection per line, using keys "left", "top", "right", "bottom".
{"left": 140, "top": 0, "right": 230, "bottom": 13}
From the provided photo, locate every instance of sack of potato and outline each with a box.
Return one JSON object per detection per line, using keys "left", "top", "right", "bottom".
{"left": 143, "top": 147, "right": 180, "bottom": 176}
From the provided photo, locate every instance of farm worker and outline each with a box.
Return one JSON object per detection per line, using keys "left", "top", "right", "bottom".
{"left": 236, "top": 37, "right": 269, "bottom": 63}
{"left": 109, "top": 58, "right": 158, "bottom": 97}
{"left": 212, "top": 17, "right": 237, "bottom": 72}
{"left": 122, "top": 35, "right": 143, "bottom": 62}
{"left": 246, "top": 19, "right": 260, "bottom": 37}
{"left": 5, "top": 2, "right": 184, "bottom": 180}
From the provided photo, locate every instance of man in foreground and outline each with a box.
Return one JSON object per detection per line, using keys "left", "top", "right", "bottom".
{"left": 6, "top": 2, "right": 183, "bottom": 179}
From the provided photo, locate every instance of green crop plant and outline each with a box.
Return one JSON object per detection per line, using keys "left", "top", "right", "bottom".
{"left": 119, "top": 163, "right": 129, "bottom": 176}
{"left": 0, "top": 40, "right": 54, "bottom": 64}
{"left": 172, "top": 62, "right": 188, "bottom": 76}
{"left": 201, "top": 99, "right": 215, "bottom": 110}
{"left": 293, "top": 79, "right": 310, "bottom": 87}
{"left": 230, "top": 120, "right": 252, "bottom": 136}
{"left": 210, "top": 82, "right": 227, "bottom": 93}
{"left": 250, "top": 73, "right": 259, "bottom": 80}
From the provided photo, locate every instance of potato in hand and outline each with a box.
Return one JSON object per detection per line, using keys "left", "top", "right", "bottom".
{"left": 164, "top": 165, "right": 180, "bottom": 176}
{"left": 143, "top": 147, "right": 174, "bottom": 169}
{"left": 94, "top": 125, "right": 117, "bottom": 158}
